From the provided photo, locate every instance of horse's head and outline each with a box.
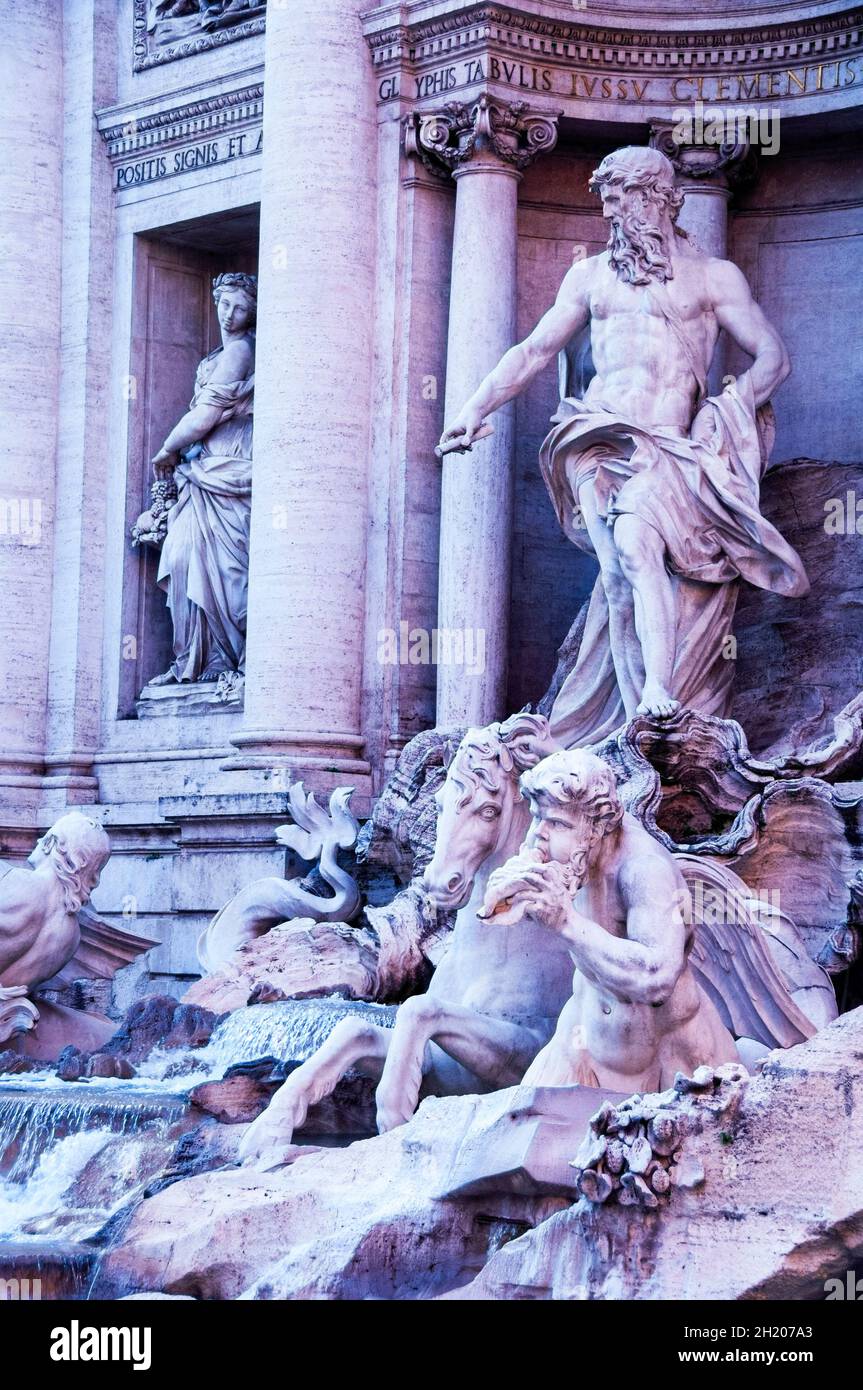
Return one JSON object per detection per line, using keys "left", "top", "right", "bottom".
{"left": 421, "top": 712, "right": 558, "bottom": 910}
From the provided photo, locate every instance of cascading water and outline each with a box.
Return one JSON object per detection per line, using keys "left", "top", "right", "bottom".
{"left": 0, "top": 996, "right": 397, "bottom": 1297}
{"left": 0, "top": 1084, "right": 194, "bottom": 1298}
{"left": 201, "top": 998, "right": 396, "bottom": 1074}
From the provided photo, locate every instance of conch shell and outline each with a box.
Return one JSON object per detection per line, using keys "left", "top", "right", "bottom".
{"left": 477, "top": 847, "right": 571, "bottom": 925}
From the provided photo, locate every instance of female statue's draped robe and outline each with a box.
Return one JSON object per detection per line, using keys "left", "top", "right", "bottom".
{"left": 540, "top": 374, "right": 809, "bottom": 747}
{"left": 158, "top": 349, "right": 254, "bottom": 682}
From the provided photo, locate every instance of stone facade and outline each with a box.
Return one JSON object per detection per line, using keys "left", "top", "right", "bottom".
{"left": 1, "top": 0, "right": 861, "bottom": 998}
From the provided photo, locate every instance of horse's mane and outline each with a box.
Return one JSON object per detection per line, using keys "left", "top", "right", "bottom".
{"left": 448, "top": 712, "right": 554, "bottom": 810}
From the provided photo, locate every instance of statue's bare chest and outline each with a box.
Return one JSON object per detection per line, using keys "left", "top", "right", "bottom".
{"left": 590, "top": 263, "right": 709, "bottom": 328}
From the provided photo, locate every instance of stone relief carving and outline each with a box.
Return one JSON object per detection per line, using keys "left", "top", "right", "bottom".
{"left": 131, "top": 272, "right": 256, "bottom": 700}
{"left": 570, "top": 1063, "right": 749, "bottom": 1208}
{"left": 134, "top": 0, "right": 266, "bottom": 70}
{"left": 196, "top": 785, "right": 362, "bottom": 975}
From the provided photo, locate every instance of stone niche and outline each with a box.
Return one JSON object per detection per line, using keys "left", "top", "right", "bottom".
{"left": 119, "top": 205, "right": 259, "bottom": 718}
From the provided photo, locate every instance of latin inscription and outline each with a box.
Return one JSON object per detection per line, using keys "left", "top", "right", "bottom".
{"left": 115, "top": 128, "right": 263, "bottom": 189}
{"left": 379, "top": 56, "right": 861, "bottom": 105}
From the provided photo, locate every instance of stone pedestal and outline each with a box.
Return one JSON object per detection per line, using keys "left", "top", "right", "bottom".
{"left": 406, "top": 98, "right": 558, "bottom": 726}
{"left": 227, "top": 0, "right": 376, "bottom": 779}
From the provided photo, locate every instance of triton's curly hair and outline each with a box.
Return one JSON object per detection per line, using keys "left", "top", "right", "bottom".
{"left": 519, "top": 749, "right": 624, "bottom": 836}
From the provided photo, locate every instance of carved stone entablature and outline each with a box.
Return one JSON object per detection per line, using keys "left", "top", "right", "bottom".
{"left": 133, "top": 0, "right": 266, "bottom": 73}
{"left": 97, "top": 84, "right": 263, "bottom": 192}
{"left": 366, "top": 3, "right": 863, "bottom": 120}
{"left": 404, "top": 95, "right": 559, "bottom": 179}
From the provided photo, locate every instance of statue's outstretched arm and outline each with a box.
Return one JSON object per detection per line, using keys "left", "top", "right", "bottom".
{"left": 440, "top": 256, "right": 595, "bottom": 449}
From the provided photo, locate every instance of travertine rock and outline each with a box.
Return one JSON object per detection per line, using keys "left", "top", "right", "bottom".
{"left": 97, "top": 996, "right": 223, "bottom": 1064}
{"left": 100, "top": 1009, "right": 863, "bottom": 1301}
{"left": 732, "top": 460, "right": 863, "bottom": 758}
{"left": 99, "top": 1090, "right": 563, "bottom": 1301}
{"left": 184, "top": 883, "right": 448, "bottom": 1015}
{"left": 185, "top": 918, "right": 381, "bottom": 1013}
{"left": 356, "top": 725, "right": 466, "bottom": 884}
{"left": 455, "top": 1007, "right": 863, "bottom": 1300}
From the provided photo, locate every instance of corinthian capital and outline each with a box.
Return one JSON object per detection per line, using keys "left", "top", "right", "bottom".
{"left": 404, "top": 95, "right": 559, "bottom": 179}
{"left": 650, "top": 123, "right": 758, "bottom": 190}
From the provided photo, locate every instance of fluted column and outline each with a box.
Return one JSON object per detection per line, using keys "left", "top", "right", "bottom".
{"left": 407, "top": 98, "right": 558, "bottom": 726}
{"left": 0, "top": 1, "right": 63, "bottom": 822}
{"left": 228, "top": 0, "right": 376, "bottom": 774}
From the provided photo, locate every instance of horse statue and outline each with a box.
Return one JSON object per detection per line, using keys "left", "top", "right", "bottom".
{"left": 239, "top": 712, "right": 575, "bottom": 1169}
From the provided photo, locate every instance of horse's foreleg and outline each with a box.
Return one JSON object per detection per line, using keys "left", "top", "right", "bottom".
{"left": 239, "top": 1016, "right": 390, "bottom": 1169}
{"left": 375, "top": 997, "right": 543, "bottom": 1134}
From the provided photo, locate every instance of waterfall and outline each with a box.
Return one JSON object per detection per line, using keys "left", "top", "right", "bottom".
{"left": 0, "top": 1086, "right": 190, "bottom": 1246}
{"left": 202, "top": 998, "right": 397, "bottom": 1073}
{"left": 0, "top": 995, "right": 398, "bottom": 1283}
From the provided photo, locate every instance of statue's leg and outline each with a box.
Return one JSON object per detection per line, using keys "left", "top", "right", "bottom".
{"left": 239, "top": 1017, "right": 390, "bottom": 1169}
{"left": 375, "top": 996, "right": 544, "bottom": 1134}
{"left": 578, "top": 481, "right": 642, "bottom": 716}
{"left": 613, "top": 513, "right": 680, "bottom": 718}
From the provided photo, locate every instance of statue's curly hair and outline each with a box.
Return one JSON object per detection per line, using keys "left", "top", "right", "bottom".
{"left": 447, "top": 711, "right": 557, "bottom": 810}
{"left": 212, "top": 272, "right": 258, "bottom": 319}
{"left": 589, "top": 146, "right": 686, "bottom": 222}
{"left": 35, "top": 812, "right": 111, "bottom": 914}
{"left": 520, "top": 749, "right": 623, "bottom": 835}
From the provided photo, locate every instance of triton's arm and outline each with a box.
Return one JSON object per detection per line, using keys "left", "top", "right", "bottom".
{"left": 560, "top": 863, "right": 686, "bottom": 1007}
{"left": 439, "top": 257, "right": 595, "bottom": 451}
{"left": 709, "top": 258, "right": 790, "bottom": 407}
{"left": 499, "top": 855, "right": 687, "bottom": 1008}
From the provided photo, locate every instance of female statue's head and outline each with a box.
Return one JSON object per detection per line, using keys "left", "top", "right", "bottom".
{"left": 213, "top": 271, "right": 258, "bottom": 335}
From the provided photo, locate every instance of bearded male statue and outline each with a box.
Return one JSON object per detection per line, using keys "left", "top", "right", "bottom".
{"left": 479, "top": 748, "right": 740, "bottom": 1092}
{"left": 440, "top": 145, "right": 808, "bottom": 743}
{"left": 0, "top": 813, "right": 155, "bottom": 1052}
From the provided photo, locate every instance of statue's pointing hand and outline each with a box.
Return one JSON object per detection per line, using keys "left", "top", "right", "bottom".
{"left": 436, "top": 410, "right": 494, "bottom": 460}
{"left": 478, "top": 851, "right": 575, "bottom": 931}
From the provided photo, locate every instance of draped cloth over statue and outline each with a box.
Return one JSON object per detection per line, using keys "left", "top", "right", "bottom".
{"left": 539, "top": 374, "right": 809, "bottom": 747}
{"left": 157, "top": 351, "right": 254, "bottom": 682}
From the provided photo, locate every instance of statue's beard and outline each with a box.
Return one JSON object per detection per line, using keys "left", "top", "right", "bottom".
{"left": 607, "top": 212, "right": 674, "bottom": 286}
{"left": 567, "top": 822, "right": 605, "bottom": 891}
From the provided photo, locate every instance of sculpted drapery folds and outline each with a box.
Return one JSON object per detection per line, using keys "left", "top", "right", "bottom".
{"left": 439, "top": 145, "right": 808, "bottom": 743}
{"left": 133, "top": 271, "right": 256, "bottom": 690}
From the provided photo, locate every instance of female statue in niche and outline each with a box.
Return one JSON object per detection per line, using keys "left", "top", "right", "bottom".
{"left": 134, "top": 271, "right": 256, "bottom": 693}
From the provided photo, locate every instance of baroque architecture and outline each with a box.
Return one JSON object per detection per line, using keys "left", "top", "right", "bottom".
{"left": 2, "top": 0, "right": 862, "bottom": 1010}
